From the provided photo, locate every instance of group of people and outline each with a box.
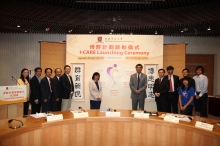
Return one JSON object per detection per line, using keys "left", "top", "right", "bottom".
{"left": 18, "top": 63, "right": 208, "bottom": 117}
{"left": 18, "top": 65, "right": 74, "bottom": 115}
{"left": 130, "top": 64, "right": 208, "bottom": 117}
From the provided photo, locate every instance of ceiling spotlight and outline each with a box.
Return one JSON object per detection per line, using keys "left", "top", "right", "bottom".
{"left": 111, "top": 29, "right": 114, "bottom": 32}
{"left": 181, "top": 30, "right": 184, "bottom": 33}
{"left": 155, "top": 31, "right": 157, "bottom": 34}
{"left": 130, "top": 32, "right": 133, "bottom": 35}
{"left": 17, "top": 25, "right": 20, "bottom": 28}
{"left": 45, "top": 27, "right": 50, "bottom": 31}
{"left": 109, "top": 32, "right": 112, "bottom": 35}
{"left": 68, "top": 29, "right": 72, "bottom": 33}
{"left": 24, "top": 30, "right": 27, "bottom": 33}
{"left": 207, "top": 27, "right": 211, "bottom": 30}
{"left": 89, "top": 30, "right": 93, "bottom": 33}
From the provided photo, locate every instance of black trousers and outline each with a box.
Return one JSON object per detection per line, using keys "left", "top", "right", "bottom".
{"left": 195, "top": 93, "right": 208, "bottom": 117}
{"left": 90, "top": 100, "right": 101, "bottom": 109}
{"left": 42, "top": 98, "right": 52, "bottom": 113}
{"left": 23, "top": 101, "right": 30, "bottom": 115}
{"left": 52, "top": 101, "right": 61, "bottom": 111}
{"left": 156, "top": 101, "right": 170, "bottom": 112}
{"left": 31, "top": 103, "right": 41, "bottom": 114}
{"left": 168, "top": 92, "right": 179, "bottom": 113}
{"left": 180, "top": 105, "right": 193, "bottom": 116}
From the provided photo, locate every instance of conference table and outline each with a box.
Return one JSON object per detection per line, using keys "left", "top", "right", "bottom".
{"left": 0, "top": 110, "right": 220, "bottom": 146}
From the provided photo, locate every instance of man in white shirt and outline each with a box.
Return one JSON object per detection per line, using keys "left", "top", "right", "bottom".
{"left": 193, "top": 66, "right": 208, "bottom": 117}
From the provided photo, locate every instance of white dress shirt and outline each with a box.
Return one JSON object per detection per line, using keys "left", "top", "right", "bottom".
{"left": 193, "top": 74, "right": 208, "bottom": 97}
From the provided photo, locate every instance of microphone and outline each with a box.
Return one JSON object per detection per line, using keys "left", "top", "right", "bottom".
{"left": 8, "top": 119, "right": 24, "bottom": 129}
{"left": 78, "top": 107, "right": 85, "bottom": 112}
{"left": 12, "top": 76, "right": 20, "bottom": 85}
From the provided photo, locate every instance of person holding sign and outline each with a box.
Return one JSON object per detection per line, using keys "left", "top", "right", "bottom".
{"left": 89, "top": 72, "right": 102, "bottom": 109}
{"left": 129, "top": 64, "right": 147, "bottom": 110}
{"left": 17, "top": 68, "right": 30, "bottom": 115}
{"left": 178, "top": 77, "right": 195, "bottom": 116}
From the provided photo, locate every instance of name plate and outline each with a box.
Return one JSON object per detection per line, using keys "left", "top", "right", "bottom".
{"left": 164, "top": 115, "right": 179, "bottom": 123}
{"left": 134, "top": 113, "right": 149, "bottom": 119}
{"left": 74, "top": 112, "right": 89, "bottom": 118}
{"left": 195, "top": 121, "right": 214, "bottom": 131}
{"left": 106, "top": 112, "right": 120, "bottom": 117}
{"left": 46, "top": 114, "right": 63, "bottom": 122}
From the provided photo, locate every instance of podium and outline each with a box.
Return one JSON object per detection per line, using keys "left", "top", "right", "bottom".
{"left": 0, "top": 85, "right": 27, "bottom": 120}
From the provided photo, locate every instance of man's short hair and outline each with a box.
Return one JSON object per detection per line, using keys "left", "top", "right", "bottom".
{"left": 158, "top": 69, "right": 165, "bottom": 73}
{"left": 182, "top": 68, "right": 189, "bottom": 73}
{"left": 44, "top": 68, "right": 52, "bottom": 73}
{"left": 64, "top": 65, "right": 71, "bottom": 69}
{"left": 195, "top": 66, "right": 204, "bottom": 74}
{"left": 136, "top": 64, "right": 143, "bottom": 68}
{"left": 54, "top": 68, "right": 62, "bottom": 73}
{"left": 166, "top": 66, "right": 174, "bottom": 70}
{"left": 34, "top": 67, "right": 42, "bottom": 72}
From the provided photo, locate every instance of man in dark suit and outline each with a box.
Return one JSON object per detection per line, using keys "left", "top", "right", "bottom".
{"left": 40, "top": 68, "right": 53, "bottom": 113}
{"left": 164, "top": 66, "right": 179, "bottom": 113}
{"left": 30, "top": 67, "right": 42, "bottom": 114}
{"left": 60, "top": 65, "right": 74, "bottom": 111}
{"left": 51, "top": 68, "right": 62, "bottom": 111}
{"left": 129, "top": 64, "right": 147, "bottom": 110}
{"left": 153, "top": 69, "right": 170, "bottom": 112}
{"left": 179, "top": 68, "right": 195, "bottom": 90}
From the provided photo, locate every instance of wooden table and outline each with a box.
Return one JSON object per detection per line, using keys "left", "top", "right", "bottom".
{"left": 0, "top": 110, "right": 220, "bottom": 146}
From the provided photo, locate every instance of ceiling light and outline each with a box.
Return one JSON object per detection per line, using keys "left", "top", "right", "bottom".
{"left": 45, "top": 28, "right": 50, "bottom": 31}
{"left": 68, "top": 29, "right": 72, "bottom": 33}
{"left": 111, "top": 29, "right": 114, "bottom": 32}
{"left": 181, "top": 30, "right": 184, "bottom": 33}
{"left": 155, "top": 31, "right": 157, "bottom": 34}
{"left": 24, "top": 30, "right": 27, "bottom": 33}
{"left": 89, "top": 30, "right": 93, "bottom": 33}
{"left": 17, "top": 25, "right": 20, "bottom": 28}
{"left": 207, "top": 27, "right": 211, "bottom": 30}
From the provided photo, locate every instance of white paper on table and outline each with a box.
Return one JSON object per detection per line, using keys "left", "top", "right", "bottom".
{"left": 30, "top": 113, "right": 47, "bottom": 118}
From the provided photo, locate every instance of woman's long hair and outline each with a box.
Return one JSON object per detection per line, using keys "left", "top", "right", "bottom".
{"left": 20, "top": 68, "right": 29, "bottom": 84}
{"left": 181, "top": 77, "right": 192, "bottom": 91}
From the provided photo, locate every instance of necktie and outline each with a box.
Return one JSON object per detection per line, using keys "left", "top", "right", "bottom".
{"left": 169, "top": 75, "right": 173, "bottom": 92}
{"left": 67, "top": 75, "right": 72, "bottom": 91}
{"left": 49, "top": 78, "right": 52, "bottom": 92}
{"left": 137, "top": 74, "right": 140, "bottom": 90}
{"left": 159, "top": 78, "right": 161, "bottom": 85}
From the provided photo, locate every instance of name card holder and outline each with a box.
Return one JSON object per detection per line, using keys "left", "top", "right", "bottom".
{"left": 195, "top": 121, "right": 214, "bottom": 131}
{"left": 74, "top": 112, "right": 89, "bottom": 118}
{"left": 46, "top": 114, "right": 63, "bottom": 122}
{"left": 106, "top": 112, "right": 121, "bottom": 117}
{"left": 134, "top": 113, "right": 149, "bottom": 119}
{"left": 164, "top": 115, "right": 179, "bottom": 123}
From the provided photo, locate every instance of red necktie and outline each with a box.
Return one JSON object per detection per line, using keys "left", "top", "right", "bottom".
{"left": 169, "top": 75, "right": 173, "bottom": 92}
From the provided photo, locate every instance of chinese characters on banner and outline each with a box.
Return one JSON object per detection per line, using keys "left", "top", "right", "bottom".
{"left": 71, "top": 63, "right": 85, "bottom": 101}
{"left": 145, "top": 65, "right": 158, "bottom": 101}
{"left": 0, "top": 85, "right": 27, "bottom": 105}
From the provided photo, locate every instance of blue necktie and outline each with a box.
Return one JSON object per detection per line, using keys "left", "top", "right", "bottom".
{"left": 137, "top": 74, "right": 140, "bottom": 90}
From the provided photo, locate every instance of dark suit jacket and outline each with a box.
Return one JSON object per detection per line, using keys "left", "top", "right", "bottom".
{"left": 153, "top": 78, "right": 169, "bottom": 102}
{"left": 164, "top": 74, "right": 179, "bottom": 93}
{"left": 40, "top": 77, "right": 52, "bottom": 102}
{"left": 179, "top": 77, "right": 195, "bottom": 90}
{"left": 51, "top": 76, "right": 62, "bottom": 102}
{"left": 60, "top": 74, "right": 74, "bottom": 99}
{"left": 30, "top": 76, "right": 41, "bottom": 104}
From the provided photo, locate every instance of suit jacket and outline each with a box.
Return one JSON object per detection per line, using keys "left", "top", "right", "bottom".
{"left": 89, "top": 80, "right": 102, "bottom": 101}
{"left": 40, "top": 77, "right": 52, "bottom": 102}
{"left": 60, "top": 73, "right": 74, "bottom": 99}
{"left": 30, "top": 76, "right": 41, "bottom": 103}
{"left": 153, "top": 78, "right": 169, "bottom": 102}
{"left": 51, "top": 76, "right": 62, "bottom": 102}
{"left": 164, "top": 74, "right": 179, "bottom": 93}
{"left": 129, "top": 73, "right": 147, "bottom": 99}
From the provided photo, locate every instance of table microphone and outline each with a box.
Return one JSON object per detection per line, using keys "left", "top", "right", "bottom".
{"left": 12, "top": 76, "right": 20, "bottom": 85}
{"left": 8, "top": 119, "right": 24, "bottom": 126}
{"left": 78, "top": 107, "right": 85, "bottom": 112}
